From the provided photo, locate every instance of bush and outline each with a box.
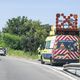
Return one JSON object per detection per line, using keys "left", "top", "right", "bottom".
{"left": 3, "top": 33, "right": 21, "bottom": 50}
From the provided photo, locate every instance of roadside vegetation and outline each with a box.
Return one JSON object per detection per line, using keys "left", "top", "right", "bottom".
{"left": 0, "top": 16, "right": 50, "bottom": 59}
{"left": 0, "top": 16, "right": 80, "bottom": 60}
{"left": 8, "top": 48, "right": 38, "bottom": 60}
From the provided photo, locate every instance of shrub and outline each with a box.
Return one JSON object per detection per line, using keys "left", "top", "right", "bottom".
{"left": 3, "top": 33, "right": 21, "bottom": 50}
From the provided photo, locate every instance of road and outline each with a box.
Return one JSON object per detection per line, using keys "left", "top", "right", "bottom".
{"left": 0, "top": 56, "right": 78, "bottom": 80}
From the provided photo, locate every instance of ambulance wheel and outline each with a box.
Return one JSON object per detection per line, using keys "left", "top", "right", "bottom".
{"left": 50, "top": 57, "right": 53, "bottom": 66}
{"left": 41, "top": 55, "right": 45, "bottom": 64}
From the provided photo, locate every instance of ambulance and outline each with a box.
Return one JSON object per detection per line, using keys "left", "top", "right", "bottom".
{"left": 39, "top": 25, "right": 56, "bottom": 64}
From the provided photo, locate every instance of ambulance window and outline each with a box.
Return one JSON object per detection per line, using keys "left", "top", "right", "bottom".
{"left": 45, "top": 41, "right": 51, "bottom": 49}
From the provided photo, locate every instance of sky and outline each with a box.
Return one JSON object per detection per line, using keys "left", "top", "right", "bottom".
{"left": 0, "top": 0, "right": 80, "bottom": 30}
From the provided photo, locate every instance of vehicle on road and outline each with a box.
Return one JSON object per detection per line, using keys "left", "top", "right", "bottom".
{"left": 39, "top": 35, "right": 79, "bottom": 65}
{"left": 40, "top": 35, "right": 56, "bottom": 64}
{"left": 0, "top": 47, "right": 7, "bottom": 56}
{"left": 38, "top": 13, "right": 80, "bottom": 65}
{"left": 51, "top": 35, "right": 80, "bottom": 65}
{"left": 38, "top": 25, "right": 55, "bottom": 64}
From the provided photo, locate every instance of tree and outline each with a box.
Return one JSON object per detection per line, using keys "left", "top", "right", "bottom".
{"left": 2, "top": 16, "right": 50, "bottom": 52}
{"left": 3, "top": 33, "right": 21, "bottom": 49}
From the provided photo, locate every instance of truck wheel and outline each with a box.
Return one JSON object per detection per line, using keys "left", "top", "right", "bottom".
{"left": 41, "top": 55, "right": 45, "bottom": 64}
{"left": 50, "top": 57, "right": 53, "bottom": 66}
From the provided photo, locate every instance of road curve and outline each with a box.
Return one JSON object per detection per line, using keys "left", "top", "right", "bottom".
{"left": 0, "top": 56, "right": 77, "bottom": 80}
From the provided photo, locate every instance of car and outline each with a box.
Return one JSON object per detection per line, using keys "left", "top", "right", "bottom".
{"left": 0, "top": 47, "right": 7, "bottom": 56}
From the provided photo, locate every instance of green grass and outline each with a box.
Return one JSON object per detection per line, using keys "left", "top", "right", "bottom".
{"left": 7, "top": 48, "right": 38, "bottom": 60}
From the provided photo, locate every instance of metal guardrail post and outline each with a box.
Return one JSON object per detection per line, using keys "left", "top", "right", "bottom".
{"left": 75, "top": 70, "right": 77, "bottom": 75}
{"left": 63, "top": 63, "right": 80, "bottom": 75}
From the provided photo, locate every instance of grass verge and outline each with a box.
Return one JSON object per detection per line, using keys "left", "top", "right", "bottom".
{"left": 7, "top": 48, "right": 38, "bottom": 60}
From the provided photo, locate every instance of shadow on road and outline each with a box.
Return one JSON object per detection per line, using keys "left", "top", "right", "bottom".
{"left": 45, "top": 62, "right": 64, "bottom": 67}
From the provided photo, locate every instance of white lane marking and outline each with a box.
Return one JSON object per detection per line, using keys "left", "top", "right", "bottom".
{"left": 7, "top": 56, "right": 77, "bottom": 80}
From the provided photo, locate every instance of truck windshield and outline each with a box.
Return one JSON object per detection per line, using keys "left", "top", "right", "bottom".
{"left": 45, "top": 41, "right": 51, "bottom": 49}
{"left": 57, "top": 40, "right": 78, "bottom": 51}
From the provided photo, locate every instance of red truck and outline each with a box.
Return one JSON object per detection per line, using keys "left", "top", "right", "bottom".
{"left": 50, "top": 35, "right": 80, "bottom": 65}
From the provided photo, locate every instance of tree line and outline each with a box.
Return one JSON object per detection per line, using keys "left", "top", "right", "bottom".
{"left": 2, "top": 16, "right": 50, "bottom": 53}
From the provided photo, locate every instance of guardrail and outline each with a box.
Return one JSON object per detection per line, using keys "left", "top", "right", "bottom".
{"left": 63, "top": 63, "right": 80, "bottom": 75}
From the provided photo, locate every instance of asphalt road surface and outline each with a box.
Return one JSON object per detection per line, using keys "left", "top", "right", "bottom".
{"left": 0, "top": 56, "right": 78, "bottom": 80}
